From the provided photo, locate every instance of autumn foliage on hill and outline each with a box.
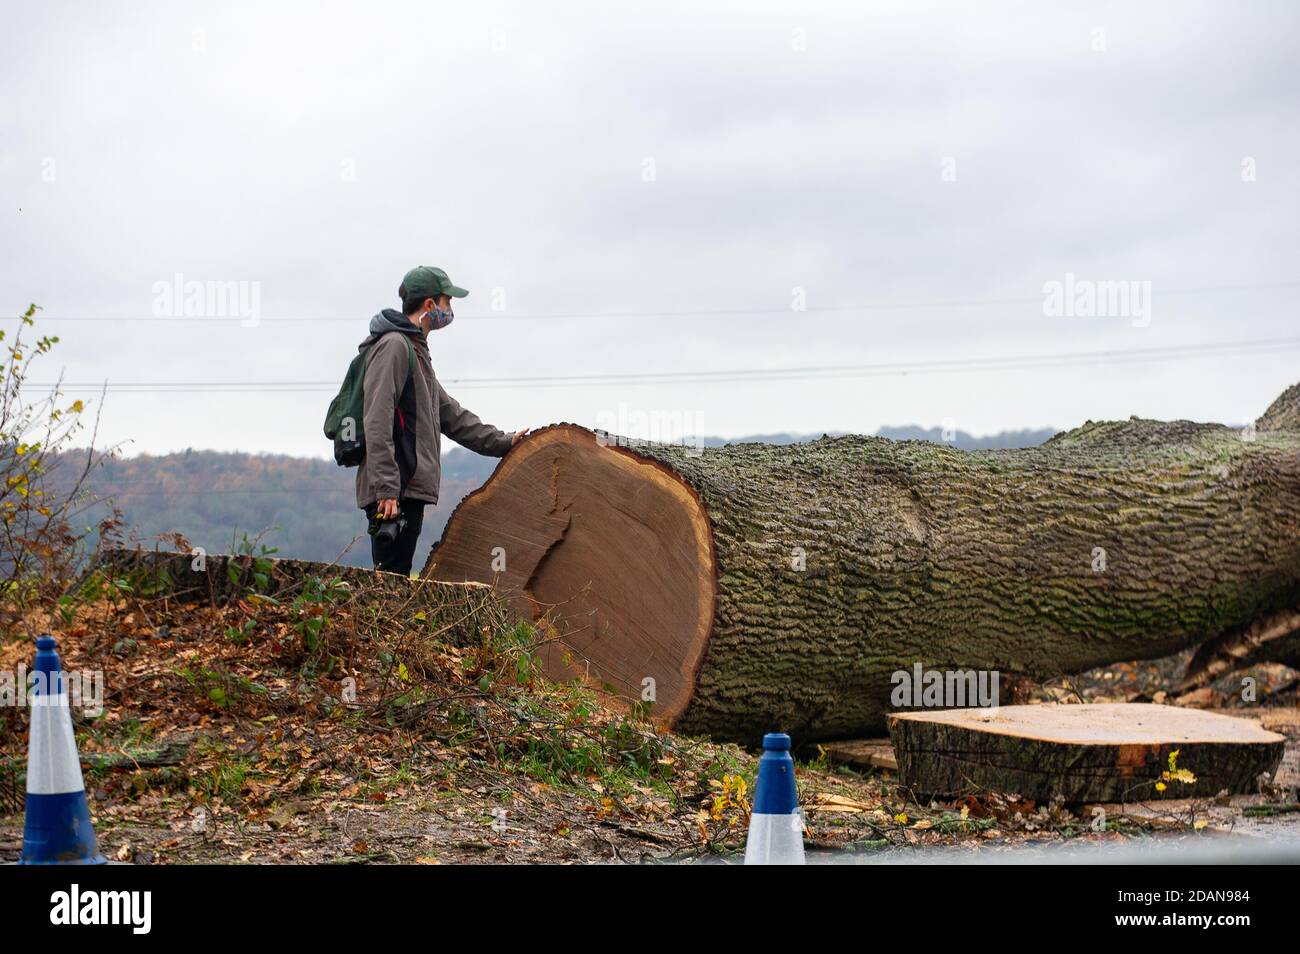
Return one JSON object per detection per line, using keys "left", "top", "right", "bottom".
{"left": 52, "top": 444, "right": 497, "bottom": 569}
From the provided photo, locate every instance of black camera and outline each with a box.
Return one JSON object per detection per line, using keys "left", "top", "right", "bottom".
{"left": 368, "top": 507, "right": 407, "bottom": 545}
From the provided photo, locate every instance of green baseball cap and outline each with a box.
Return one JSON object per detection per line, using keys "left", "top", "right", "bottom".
{"left": 402, "top": 265, "right": 469, "bottom": 300}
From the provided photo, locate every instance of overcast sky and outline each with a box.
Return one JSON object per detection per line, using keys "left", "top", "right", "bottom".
{"left": 2, "top": 0, "right": 1297, "bottom": 458}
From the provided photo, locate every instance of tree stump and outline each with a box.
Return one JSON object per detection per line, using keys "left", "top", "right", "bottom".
{"left": 888, "top": 703, "right": 1285, "bottom": 802}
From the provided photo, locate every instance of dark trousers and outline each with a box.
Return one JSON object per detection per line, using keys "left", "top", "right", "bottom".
{"left": 363, "top": 499, "right": 427, "bottom": 576}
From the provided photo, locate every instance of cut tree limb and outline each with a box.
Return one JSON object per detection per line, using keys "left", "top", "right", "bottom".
{"left": 1175, "top": 607, "right": 1300, "bottom": 697}
{"left": 887, "top": 703, "right": 1285, "bottom": 802}
{"left": 424, "top": 383, "right": 1300, "bottom": 743}
{"left": 80, "top": 738, "right": 193, "bottom": 771}
{"left": 821, "top": 739, "right": 899, "bottom": 772}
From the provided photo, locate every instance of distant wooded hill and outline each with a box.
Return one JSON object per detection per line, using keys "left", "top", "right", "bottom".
{"left": 64, "top": 425, "right": 1055, "bottom": 568}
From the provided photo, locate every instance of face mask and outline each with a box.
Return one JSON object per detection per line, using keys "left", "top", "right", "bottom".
{"left": 427, "top": 305, "right": 454, "bottom": 331}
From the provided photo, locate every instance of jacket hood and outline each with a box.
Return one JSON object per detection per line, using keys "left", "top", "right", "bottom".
{"left": 360, "top": 309, "right": 422, "bottom": 351}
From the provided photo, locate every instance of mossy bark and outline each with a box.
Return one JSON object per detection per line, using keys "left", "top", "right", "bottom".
{"left": 616, "top": 392, "right": 1300, "bottom": 742}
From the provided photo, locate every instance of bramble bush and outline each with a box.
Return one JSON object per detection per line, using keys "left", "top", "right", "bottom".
{"left": 1, "top": 304, "right": 116, "bottom": 626}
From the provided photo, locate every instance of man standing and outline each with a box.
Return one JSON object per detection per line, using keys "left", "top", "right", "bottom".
{"left": 356, "top": 265, "right": 526, "bottom": 574}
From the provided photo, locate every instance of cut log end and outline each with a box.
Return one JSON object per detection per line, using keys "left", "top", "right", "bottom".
{"left": 424, "top": 379, "right": 1300, "bottom": 744}
{"left": 424, "top": 425, "right": 716, "bottom": 725}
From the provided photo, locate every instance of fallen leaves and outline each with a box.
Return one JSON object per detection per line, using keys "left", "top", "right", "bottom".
{"left": 1156, "top": 749, "right": 1197, "bottom": 793}
{"left": 3, "top": 556, "right": 1250, "bottom": 868}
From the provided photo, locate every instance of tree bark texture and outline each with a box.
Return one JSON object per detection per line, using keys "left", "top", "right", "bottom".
{"left": 424, "top": 384, "right": 1300, "bottom": 744}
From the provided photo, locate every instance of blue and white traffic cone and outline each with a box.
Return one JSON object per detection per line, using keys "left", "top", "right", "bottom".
{"left": 19, "top": 635, "right": 105, "bottom": 865}
{"left": 743, "top": 732, "right": 805, "bottom": 865}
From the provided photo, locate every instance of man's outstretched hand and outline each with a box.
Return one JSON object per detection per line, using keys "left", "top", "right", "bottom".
{"left": 511, "top": 429, "right": 530, "bottom": 446}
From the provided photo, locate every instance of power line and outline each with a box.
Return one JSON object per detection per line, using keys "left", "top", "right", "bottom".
{"left": 88, "top": 486, "right": 353, "bottom": 496}
{"left": 87, "top": 488, "right": 356, "bottom": 498}
{"left": 81, "top": 483, "right": 484, "bottom": 499}
{"left": 29, "top": 334, "right": 1300, "bottom": 394}
{"left": 22, "top": 278, "right": 1300, "bottom": 323}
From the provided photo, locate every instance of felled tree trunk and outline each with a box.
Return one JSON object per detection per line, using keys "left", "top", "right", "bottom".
{"left": 424, "top": 383, "right": 1300, "bottom": 744}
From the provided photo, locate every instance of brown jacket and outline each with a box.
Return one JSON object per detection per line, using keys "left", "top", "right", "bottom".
{"left": 354, "top": 311, "right": 512, "bottom": 508}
